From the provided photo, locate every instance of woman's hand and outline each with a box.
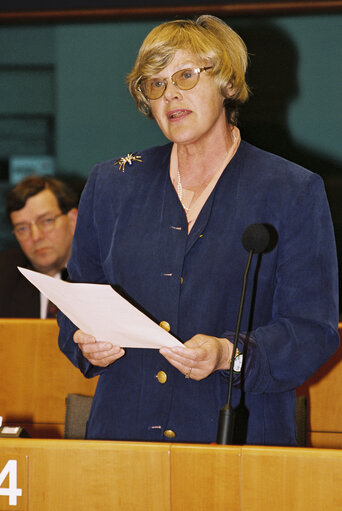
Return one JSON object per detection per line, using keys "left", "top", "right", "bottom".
{"left": 159, "top": 334, "right": 233, "bottom": 380}
{"left": 73, "top": 329, "right": 125, "bottom": 367}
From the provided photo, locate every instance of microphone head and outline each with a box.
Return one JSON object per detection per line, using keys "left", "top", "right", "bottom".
{"left": 242, "top": 224, "right": 270, "bottom": 253}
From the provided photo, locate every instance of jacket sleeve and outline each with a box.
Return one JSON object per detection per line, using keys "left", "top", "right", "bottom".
{"left": 58, "top": 165, "right": 108, "bottom": 378}
{"left": 223, "top": 172, "right": 340, "bottom": 393}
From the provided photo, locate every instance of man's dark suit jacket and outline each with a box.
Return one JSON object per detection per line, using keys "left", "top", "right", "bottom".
{"left": 0, "top": 247, "right": 40, "bottom": 317}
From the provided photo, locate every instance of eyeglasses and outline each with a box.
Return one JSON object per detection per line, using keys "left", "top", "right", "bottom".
{"left": 13, "top": 213, "right": 65, "bottom": 240}
{"left": 139, "top": 66, "right": 213, "bottom": 100}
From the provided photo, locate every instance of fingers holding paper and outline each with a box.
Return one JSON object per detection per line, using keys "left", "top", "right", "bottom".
{"left": 159, "top": 334, "right": 233, "bottom": 381}
{"left": 73, "top": 329, "right": 125, "bottom": 367}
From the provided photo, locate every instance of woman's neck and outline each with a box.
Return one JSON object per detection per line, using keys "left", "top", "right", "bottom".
{"left": 176, "top": 124, "right": 237, "bottom": 189}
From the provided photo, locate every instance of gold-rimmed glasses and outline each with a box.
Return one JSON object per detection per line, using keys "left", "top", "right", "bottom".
{"left": 139, "top": 66, "right": 213, "bottom": 100}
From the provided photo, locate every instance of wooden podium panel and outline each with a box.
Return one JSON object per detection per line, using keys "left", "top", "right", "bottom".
{"left": 171, "top": 444, "right": 342, "bottom": 511}
{"left": 240, "top": 446, "right": 342, "bottom": 511}
{"left": 0, "top": 440, "right": 341, "bottom": 511}
{"left": 0, "top": 319, "right": 97, "bottom": 437}
{"left": 170, "top": 444, "right": 240, "bottom": 510}
{"left": 0, "top": 439, "right": 170, "bottom": 511}
{"left": 170, "top": 445, "right": 342, "bottom": 511}
{"left": 297, "top": 324, "right": 342, "bottom": 447}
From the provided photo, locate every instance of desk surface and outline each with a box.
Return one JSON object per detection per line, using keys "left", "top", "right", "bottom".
{"left": 0, "top": 440, "right": 341, "bottom": 511}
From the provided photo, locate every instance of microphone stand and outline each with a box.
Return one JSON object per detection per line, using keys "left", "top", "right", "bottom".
{"left": 216, "top": 249, "right": 253, "bottom": 444}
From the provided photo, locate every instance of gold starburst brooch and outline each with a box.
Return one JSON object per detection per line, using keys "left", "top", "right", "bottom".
{"left": 114, "top": 153, "right": 142, "bottom": 172}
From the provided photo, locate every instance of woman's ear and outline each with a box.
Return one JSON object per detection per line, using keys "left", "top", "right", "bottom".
{"left": 225, "top": 82, "right": 236, "bottom": 97}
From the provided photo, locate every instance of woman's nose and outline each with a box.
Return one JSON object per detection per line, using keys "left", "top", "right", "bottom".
{"left": 163, "top": 79, "right": 182, "bottom": 101}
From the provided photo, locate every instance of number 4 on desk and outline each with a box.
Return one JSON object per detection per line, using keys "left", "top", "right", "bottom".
{"left": 0, "top": 460, "right": 23, "bottom": 506}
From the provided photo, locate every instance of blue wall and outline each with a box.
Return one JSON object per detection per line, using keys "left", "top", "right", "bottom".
{"left": 1, "top": 15, "right": 342, "bottom": 290}
{"left": 1, "top": 15, "right": 341, "bottom": 178}
{"left": 52, "top": 15, "right": 342, "bottom": 178}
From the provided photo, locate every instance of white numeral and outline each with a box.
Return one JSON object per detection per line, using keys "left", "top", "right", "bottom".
{"left": 0, "top": 460, "right": 22, "bottom": 506}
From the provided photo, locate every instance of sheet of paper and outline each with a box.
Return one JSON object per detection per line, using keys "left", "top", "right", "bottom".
{"left": 18, "top": 267, "right": 182, "bottom": 349}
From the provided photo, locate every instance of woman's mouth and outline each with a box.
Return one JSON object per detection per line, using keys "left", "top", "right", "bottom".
{"left": 167, "top": 109, "right": 191, "bottom": 120}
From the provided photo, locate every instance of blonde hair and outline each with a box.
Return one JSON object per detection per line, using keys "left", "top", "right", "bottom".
{"left": 127, "top": 15, "right": 249, "bottom": 124}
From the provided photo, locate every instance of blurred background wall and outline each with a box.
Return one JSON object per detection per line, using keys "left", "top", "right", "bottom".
{"left": 0, "top": 12, "right": 341, "bottom": 304}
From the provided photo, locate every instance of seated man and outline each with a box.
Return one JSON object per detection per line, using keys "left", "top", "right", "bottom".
{"left": 0, "top": 175, "right": 79, "bottom": 318}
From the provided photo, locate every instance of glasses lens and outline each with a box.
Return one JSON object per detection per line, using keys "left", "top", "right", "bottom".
{"left": 140, "top": 68, "right": 203, "bottom": 100}
{"left": 13, "top": 214, "right": 62, "bottom": 239}
{"left": 38, "top": 217, "right": 57, "bottom": 232}
{"left": 173, "top": 68, "right": 199, "bottom": 90}
{"left": 141, "top": 78, "right": 166, "bottom": 100}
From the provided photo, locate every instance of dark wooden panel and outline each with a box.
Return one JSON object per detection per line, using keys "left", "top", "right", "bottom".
{"left": 1, "top": 1, "right": 342, "bottom": 24}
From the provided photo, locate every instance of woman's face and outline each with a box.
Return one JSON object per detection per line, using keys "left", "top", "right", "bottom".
{"left": 149, "top": 50, "right": 227, "bottom": 147}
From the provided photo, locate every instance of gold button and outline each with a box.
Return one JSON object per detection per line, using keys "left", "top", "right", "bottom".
{"left": 180, "top": 277, "right": 184, "bottom": 284}
{"left": 159, "top": 321, "right": 171, "bottom": 332}
{"left": 164, "top": 429, "right": 176, "bottom": 439}
{"left": 156, "top": 371, "right": 167, "bottom": 384}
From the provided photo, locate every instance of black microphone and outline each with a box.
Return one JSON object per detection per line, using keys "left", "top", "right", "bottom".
{"left": 216, "top": 223, "right": 270, "bottom": 444}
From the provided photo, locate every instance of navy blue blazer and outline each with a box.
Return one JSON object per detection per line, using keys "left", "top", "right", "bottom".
{"left": 58, "top": 140, "right": 339, "bottom": 445}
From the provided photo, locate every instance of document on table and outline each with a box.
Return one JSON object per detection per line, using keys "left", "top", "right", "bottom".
{"left": 18, "top": 267, "right": 182, "bottom": 349}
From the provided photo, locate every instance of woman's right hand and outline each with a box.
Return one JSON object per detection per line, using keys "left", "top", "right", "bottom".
{"left": 73, "top": 329, "right": 125, "bottom": 367}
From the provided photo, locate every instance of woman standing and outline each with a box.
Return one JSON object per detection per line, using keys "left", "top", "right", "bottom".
{"left": 58, "top": 15, "right": 339, "bottom": 445}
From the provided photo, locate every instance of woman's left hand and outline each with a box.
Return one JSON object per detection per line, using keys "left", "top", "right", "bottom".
{"left": 159, "top": 334, "right": 233, "bottom": 380}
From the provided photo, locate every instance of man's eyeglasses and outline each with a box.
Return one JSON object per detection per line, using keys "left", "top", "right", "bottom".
{"left": 13, "top": 213, "right": 65, "bottom": 240}
{"left": 139, "top": 66, "right": 213, "bottom": 100}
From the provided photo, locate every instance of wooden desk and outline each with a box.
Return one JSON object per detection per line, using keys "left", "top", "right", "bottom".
{"left": 0, "top": 319, "right": 341, "bottom": 447}
{"left": 297, "top": 323, "right": 342, "bottom": 448}
{"left": 0, "top": 440, "right": 341, "bottom": 511}
{"left": 171, "top": 443, "right": 342, "bottom": 511}
{"left": 0, "top": 319, "right": 97, "bottom": 438}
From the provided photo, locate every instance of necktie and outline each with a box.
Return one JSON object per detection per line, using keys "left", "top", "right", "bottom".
{"left": 46, "top": 300, "right": 58, "bottom": 318}
{"left": 46, "top": 268, "right": 68, "bottom": 318}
